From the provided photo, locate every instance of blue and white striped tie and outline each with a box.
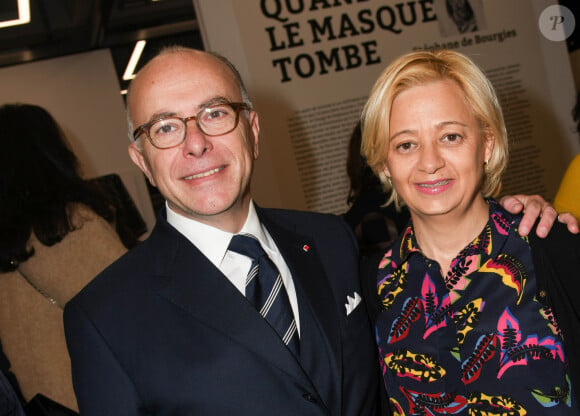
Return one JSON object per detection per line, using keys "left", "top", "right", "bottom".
{"left": 228, "top": 234, "right": 299, "bottom": 355}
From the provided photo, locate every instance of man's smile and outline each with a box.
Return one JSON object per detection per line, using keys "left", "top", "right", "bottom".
{"left": 183, "top": 166, "right": 225, "bottom": 180}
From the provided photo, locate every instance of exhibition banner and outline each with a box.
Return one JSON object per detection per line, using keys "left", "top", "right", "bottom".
{"left": 195, "top": 0, "right": 577, "bottom": 214}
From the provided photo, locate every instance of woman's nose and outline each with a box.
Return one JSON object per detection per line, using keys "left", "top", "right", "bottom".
{"left": 417, "top": 143, "right": 444, "bottom": 173}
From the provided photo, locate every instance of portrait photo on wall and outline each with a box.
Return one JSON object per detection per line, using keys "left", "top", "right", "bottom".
{"left": 434, "top": 0, "right": 487, "bottom": 36}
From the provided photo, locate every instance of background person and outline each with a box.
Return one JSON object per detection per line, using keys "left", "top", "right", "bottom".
{"left": 554, "top": 91, "right": 580, "bottom": 220}
{"left": 0, "top": 372, "right": 24, "bottom": 416}
{"left": 0, "top": 103, "right": 130, "bottom": 412}
{"left": 343, "top": 122, "right": 410, "bottom": 256}
{"left": 361, "top": 49, "right": 580, "bottom": 415}
{"left": 0, "top": 343, "right": 24, "bottom": 416}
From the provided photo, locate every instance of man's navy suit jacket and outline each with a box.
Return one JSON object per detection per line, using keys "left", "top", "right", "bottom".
{"left": 64, "top": 206, "right": 380, "bottom": 416}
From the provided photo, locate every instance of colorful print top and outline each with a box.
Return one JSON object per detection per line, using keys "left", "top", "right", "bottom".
{"left": 375, "top": 200, "right": 578, "bottom": 415}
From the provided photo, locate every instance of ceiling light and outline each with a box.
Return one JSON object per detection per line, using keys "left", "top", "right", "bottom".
{"left": 0, "top": 0, "right": 30, "bottom": 29}
{"left": 123, "top": 40, "right": 147, "bottom": 81}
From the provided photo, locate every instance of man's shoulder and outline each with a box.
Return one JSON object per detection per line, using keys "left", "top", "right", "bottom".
{"left": 527, "top": 221, "right": 580, "bottom": 287}
{"left": 529, "top": 220, "right": 580, "bottom": 251}
{"left": 66, "top": 220, "right": 182, "bottom": 309}
{"left": 258, "top": 207, "right": 357, "bottom": 254}
{"left": 66, "top": 243, "right": 147, "bottom": 309}
{"left": 259, "top": 206, "right": 347, "bottom": 228}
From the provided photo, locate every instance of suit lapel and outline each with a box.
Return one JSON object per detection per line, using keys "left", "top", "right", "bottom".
{"left": 258, "top": 209, "right": 341, "bottom": 411}
{"left": 148, "top": 217, "right": 314, "bottom": 388}
{"left": 260, "top": 215, "right": 341, "bottom": 355}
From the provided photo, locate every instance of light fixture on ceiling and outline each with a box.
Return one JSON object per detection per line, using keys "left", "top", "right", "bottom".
{"left": 0, "top": 0, "right": 31, "bottom": 29}
{"left": 123, "top": 40, "right": 147, "bottom": 81}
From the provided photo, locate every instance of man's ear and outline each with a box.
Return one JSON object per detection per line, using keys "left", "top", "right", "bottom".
{"left": 128, "top": 142, "right": 156, "bottom": 187}
{"left": 249, "top": 111, "right": 260, "bottom": 159}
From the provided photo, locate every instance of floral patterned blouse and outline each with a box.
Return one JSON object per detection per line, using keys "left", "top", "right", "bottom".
{"left": 375, "top": 200, "right": 578, "bottom": 415}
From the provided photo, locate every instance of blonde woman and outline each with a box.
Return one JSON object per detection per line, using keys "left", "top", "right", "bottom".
{"left": 361, "top": 50, "right": 580, "bottom": 415}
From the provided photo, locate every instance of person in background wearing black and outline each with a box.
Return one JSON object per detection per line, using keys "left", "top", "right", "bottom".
{"left": 0, "top": 342, "right": 24, "bottom": 416}
{"left": 0, "top": 103, "right": 134, "bottom": 412}
{"left": 343, "top": 122, "right": 410, "bottom": 256}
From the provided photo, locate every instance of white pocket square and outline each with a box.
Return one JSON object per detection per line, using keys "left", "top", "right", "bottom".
{"left": 344, "top": 292, "right": 362, "bottom": 316}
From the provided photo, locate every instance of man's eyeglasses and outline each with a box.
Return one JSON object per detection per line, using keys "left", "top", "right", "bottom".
{"left": 132, "top": 102, "right": 252, "bottom": 149}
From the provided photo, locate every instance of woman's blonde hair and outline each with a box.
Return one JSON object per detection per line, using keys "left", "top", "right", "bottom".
{"left": 361, "top": 49, "right": 508, "bottom": 208}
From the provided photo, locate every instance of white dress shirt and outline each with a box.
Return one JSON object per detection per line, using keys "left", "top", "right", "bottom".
{"left": 166, "top": 201, "right": 300, "bottom": 335}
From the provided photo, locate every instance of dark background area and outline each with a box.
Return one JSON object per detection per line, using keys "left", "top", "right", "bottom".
{"left": 0, "top": 0, "right": 203, "bottom": 93}
{"left": 1, "top": 1, "right": 578, "bottom": 90}
{"left": 0, "top": 1, "right": 578, "bottom": 94}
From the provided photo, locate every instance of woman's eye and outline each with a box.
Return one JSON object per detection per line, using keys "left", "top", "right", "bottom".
{"left": 443, "top": 133, "right": 462, "bottom": 143}
{"left": 396, "top": 142, "right": 414, "bottom": 152}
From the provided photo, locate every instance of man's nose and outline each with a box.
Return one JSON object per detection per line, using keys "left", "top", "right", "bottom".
{"left": 182, "top": 120, "right": 212, "bottom": 157}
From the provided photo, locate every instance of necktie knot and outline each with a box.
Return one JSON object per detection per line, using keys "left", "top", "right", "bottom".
{"left": 228, "top": 234, "right": 266, "bottom": 261}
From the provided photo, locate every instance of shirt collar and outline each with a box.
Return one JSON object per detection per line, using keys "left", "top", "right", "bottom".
{"left": 165, "top": 200, "right": 264, "bottom": 268}
{"left": 394, "top": 199, "right": 519, "bottom": 264}
{"left": 238, "top": 201, "right": 268, "bottom": 245}
{"left": 396, "top": 225, "right": 421, "bottom": 263}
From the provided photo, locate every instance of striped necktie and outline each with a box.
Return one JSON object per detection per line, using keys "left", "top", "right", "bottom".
{"left": 228, "top": 234, "right": 299, "bottom": 355}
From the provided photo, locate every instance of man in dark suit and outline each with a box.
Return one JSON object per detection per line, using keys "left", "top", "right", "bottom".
{"left": 64, "top": 47, "right": 380, "bottom": 416}
{"left": 64, "top": 46, "right": 576, "bottom": 415}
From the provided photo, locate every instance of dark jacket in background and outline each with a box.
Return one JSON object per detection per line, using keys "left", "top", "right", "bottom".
{"left": 0, "top": 343, "right": 25, "bottom": 416}
{"left": 529, "top": 221, "right": 580, "bottom": 404}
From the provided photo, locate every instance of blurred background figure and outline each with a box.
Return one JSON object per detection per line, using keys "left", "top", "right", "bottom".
{"left": 554, "top": 91, "right": 580, "bottom": 219}
{"left": 343, "top": 122, "right": 410, "bottom": 256}
{"left": 0, "top": 342, "right": 24, "bottom": 416}
{"left": 0, "top": 373, "right": 24, "bottom": 416}
{"left": 0, "top": 103, "right": 141, "bottom": 412}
